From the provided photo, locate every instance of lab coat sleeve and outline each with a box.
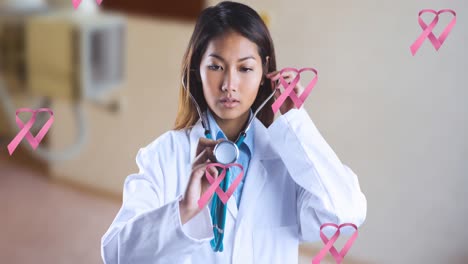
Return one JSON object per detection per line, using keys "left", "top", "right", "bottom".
{"left": 101, "top": 144, "right": 214, "bottom": 264}
{"left": 268, "top": 107, "right": 367, "bottom": 242}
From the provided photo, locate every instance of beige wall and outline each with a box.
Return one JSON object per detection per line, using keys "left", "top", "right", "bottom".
{"left": 48, "top": 1, "right": 468, "bottom": 263}
{"left": 49, "top": 16, "right": 193, "bottom": 193}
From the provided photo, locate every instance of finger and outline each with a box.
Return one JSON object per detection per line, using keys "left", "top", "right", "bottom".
{"left": 193, "top": 161, "right": 216, "bottom": 180}
{"left": 294, "top": 83, "right": 304, "bottom": 94}
{"left": 274, "top": 89, "right": 281, "bottom": 99}
{"left": 270, "top": 79, "right": 279, "bottom": 90}
{"left": 207, "top": 165, "right": 219, "bottom": 178}
{"left": 196, "top": 138, "right": 217, "bottom": 154}
{"left": 270, "top": 71, "right": 292, "bottom": 82}
{"left": 195, "top": 165, "right": 220, "bottom": 187}
{"left": 193, "top": 147, "right": 216, "bottom": 167}
{"left": 285, "top": 71, "right": 296, "bottom": 78}
{"left": 272, "top": 75, "right": 290, "bottom": 86}
{"left": 266, "top": 71, "right": 280, "bottom": 78}
{"left": 269, "top": 74, "right": 282, "bottom": 81}
{"left": 196, "top": 137, "right": 220, "bottom": 156}
{"left": 282, "top": 72, "right": 297, "bottom": 81}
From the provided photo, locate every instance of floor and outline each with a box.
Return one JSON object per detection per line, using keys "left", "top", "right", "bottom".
{"left": 0, "top": 157, "right": 120, "bottom": 264}
{"left": 0, "top": 155, "right": 369, "bottom": 264}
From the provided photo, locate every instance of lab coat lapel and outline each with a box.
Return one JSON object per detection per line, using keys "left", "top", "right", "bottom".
{"left": 188, "top": 121, "right": 238, "bottom": 219}
{"left": 236, "top": 118, "right": 281, "bottom": 228}
{"left": 189, "top": 120, "right": 204, "bottom": 166}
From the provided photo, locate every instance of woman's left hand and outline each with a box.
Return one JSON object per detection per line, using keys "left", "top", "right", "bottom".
{"left": 266, "top": 70, "right": 304, "bottom": 115}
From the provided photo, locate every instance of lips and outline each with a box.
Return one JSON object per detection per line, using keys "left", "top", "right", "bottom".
{"left": 219, "top": 97, "right": 240, "bottom": 108}
{"left": 220, "top": 97, "right": 239, "bottom": 103}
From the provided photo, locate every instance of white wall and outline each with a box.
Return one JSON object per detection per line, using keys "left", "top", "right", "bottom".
{"left": 49, "top": 0, "right": 468, "bottom": 263}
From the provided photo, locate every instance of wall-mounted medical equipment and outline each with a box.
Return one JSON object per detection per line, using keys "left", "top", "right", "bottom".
{"left": 0, "top": 0, "right": 126, "bottom": 161}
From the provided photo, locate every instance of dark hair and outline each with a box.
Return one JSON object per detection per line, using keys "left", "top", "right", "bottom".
{"left": 174, "top": 1, "right": 277, "bottom": 130}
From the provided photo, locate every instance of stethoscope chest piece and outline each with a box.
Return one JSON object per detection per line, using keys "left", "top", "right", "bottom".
{"left": 213, "top": 140, "right": 239, "bottom": 165}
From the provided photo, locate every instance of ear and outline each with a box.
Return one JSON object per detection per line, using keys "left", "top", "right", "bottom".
{"left": 264, "top": 56, "right": 270, "bottom": 73}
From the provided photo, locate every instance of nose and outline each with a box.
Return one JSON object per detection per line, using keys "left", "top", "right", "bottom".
{"left": 221, "top": 69, "right": 238, "bottom": 92}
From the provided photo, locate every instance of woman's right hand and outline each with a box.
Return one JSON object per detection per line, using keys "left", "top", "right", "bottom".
{"left": 179, "top": 137, "right": 222, "bottom": 225}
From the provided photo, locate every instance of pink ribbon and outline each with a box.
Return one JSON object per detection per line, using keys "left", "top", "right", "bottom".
{"left": 410, "top": 9, "right": 456, "bottom": 56}
{"left": 312, "top": 223, "right": 358, "bottom": 264}
{"left": 7, "top": 108, "right": 54, "bottom": 156}
{"left": 198, "top": 163, "right": 244, "bottom": 209}
{"left": 72, "top": 0, "right": 103, "bottom": 9}
{"left": 271, "top": 67, "right": 318, "bottom": 114}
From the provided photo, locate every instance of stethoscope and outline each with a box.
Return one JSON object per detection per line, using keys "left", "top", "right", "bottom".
{"left": 183, "top": 76, "right": 278, "bottom": 252}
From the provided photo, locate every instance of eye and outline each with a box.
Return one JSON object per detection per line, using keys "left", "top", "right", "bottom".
{"left": 208, "top": 65, "right": 223, "bottom": 71}
{"left": 241, "top": 67, "right": 253, "bottom": 72}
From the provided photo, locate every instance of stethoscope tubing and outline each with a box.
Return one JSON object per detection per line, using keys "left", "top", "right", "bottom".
{"left": 183, "top": 76, "right": 278, "bottom": 251}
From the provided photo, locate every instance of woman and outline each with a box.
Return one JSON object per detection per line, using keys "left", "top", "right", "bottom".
{"left": 101, "top": 1, "right": 367, "bottom": 263}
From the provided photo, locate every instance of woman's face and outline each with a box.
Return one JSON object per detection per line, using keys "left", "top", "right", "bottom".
{"left": 199, "top": 31, "right": 263, "bottom": 124}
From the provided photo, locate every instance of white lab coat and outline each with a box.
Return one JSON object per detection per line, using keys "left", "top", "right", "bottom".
{"left": 101, "top": 107, "right": 367, "bottom": 264}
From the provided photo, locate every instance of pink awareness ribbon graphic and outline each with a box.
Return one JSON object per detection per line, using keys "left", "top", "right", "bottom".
{"left": 271, "top": 67, "right": 318, "bottom": 114}
{"left": 198, "top": 163, "right": 244, "bottom": 209}
{"left": 312, "top": 223, "right": 358, "bottom": 264}
{"left": 72, "top": 0, "right": 103, "bottom": 9}
{"left": 410, "top": 9, "right": 456, "bottom": 56}
{"left": 7, "top": 108, "right": 54, "bottom": 156}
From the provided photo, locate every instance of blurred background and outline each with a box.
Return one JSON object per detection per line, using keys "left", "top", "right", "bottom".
{"left": 0, "top": 0, "right": 467, "bottom": 263}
